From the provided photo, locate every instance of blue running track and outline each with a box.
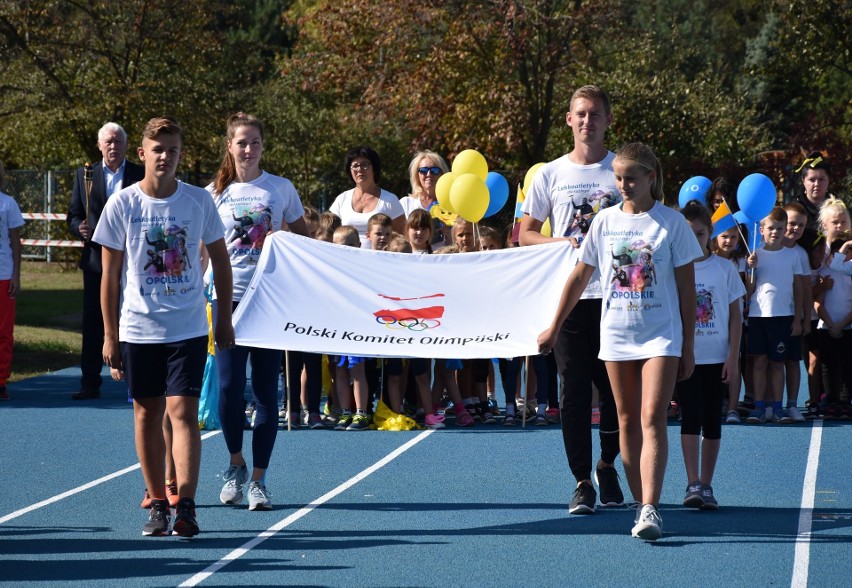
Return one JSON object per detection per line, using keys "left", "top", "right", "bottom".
{"left": 0, "top": 366, "right": 849, "bottom": 587}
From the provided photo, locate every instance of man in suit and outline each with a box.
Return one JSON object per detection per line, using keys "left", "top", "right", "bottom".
{"left": 67, "top": 122, "right": 144, "bottom": 399}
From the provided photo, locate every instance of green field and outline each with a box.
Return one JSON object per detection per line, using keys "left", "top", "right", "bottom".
{"left": 12, "top": 261, "right": 83, "bottom": 382}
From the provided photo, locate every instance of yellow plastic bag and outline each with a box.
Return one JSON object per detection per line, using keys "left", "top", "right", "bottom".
{"left": 372, "top": 399, "right": 422, "bottom": 431}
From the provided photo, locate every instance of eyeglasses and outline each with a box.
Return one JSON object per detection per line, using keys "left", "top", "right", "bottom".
{"left": 418, "top": 166, "right": 442, "bottom": 176}
{"left": 350, "top": 162, "right": 371, "bottom": 171}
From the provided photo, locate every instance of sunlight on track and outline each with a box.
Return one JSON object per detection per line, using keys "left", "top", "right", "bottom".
{"left": 791, "top": 421, "right": 823, "bottom": 588}
{"left": 0, "top": 431, "right": 221, "bottom": 525}
{"left": 178, "top": 429, "right": 435, "bottom": 587}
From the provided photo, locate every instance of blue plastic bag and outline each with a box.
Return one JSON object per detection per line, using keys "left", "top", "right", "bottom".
{"left": 198, "top": 282, "right": 220, "bottom": 430}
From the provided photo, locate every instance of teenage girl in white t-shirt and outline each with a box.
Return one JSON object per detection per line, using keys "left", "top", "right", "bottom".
{"left": 208, "top": 113, "right": 309, "bottom": 511}
{"left": 538, "top": 143, "right": 701, "bottom": 541}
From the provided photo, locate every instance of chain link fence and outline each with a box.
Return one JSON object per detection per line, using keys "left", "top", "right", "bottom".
{"left": 5, "top": 170, "right": 77, "bottom": 264}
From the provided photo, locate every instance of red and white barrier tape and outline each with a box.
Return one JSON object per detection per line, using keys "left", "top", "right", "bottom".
{"left": 22, "top": 213, "right": 67, "bottom": 220}
{"left": 21, "top": 239, "right": 84, "bottom": 248}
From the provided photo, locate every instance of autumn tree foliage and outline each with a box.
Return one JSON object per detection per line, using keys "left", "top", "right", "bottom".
{"left": 0, "top": 0, "right": 271, "bottom": 171}
{"left": 272, "top": 0, "right": 605, "bottom": 189}
{"left": 0, "top": 0, "right": 848, "bottom": 208}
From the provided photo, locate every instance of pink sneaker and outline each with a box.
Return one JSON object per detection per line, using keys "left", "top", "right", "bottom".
{"left": 425, "top": 413, "right": 445, "bottom": 429}
{"left": 455, "top": 405, "right": 475, "bottom": 427}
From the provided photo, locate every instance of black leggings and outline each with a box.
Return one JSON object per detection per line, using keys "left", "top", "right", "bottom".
{"left": 818, "top": 329, "right": 852, "bottom": 403}
{"left": 677, "top": 363, "right": 723, "bottom": 440}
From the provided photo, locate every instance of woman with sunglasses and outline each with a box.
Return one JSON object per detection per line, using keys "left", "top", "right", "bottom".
{"left": 329, "top": 146, "right": 405, "bottom": 248}
{"left": 401, "top": 151, "right": 449, "bottom": 217}
{"left": 401, "top": 151, "right": 451, "bottom": 247}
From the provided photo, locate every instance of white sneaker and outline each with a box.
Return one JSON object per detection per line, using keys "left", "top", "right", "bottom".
{"left": 220, "top": 464, "right": 248, "bottom": 505}
{"left": 725, "top": 410, "right": 741, "bottom": 424}
{"left": 247, "top": 481, "right": 272, "bottom": 511}
{"left": 632, "top": 504, "right": 663, "bottom": 540}
{"left": 787, "top": 406, "right": 805, "bottom": 422}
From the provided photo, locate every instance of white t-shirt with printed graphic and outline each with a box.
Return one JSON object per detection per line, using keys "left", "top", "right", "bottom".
{"left": 692, "top": 254, "right": 747, "bottom": 364}
{"left": 0, "top": 192, "right": 24, "bottom": 280}
{"left": 749, "top": 246, "right": 809, "bottom": 318}
{"left": 520, "top": 152, "right": 621, "bottom": 299}
{"left": 207, "top": 171, "right": 305, "bottom": 301}
{"left": 580, "top": 201, "right": 703, "bottom": 361}
{"left": 93, "top": 181, "right": 226, "bottom": 344}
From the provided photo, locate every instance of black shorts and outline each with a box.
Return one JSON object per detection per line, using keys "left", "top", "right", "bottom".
{"left": 786, "top": 335, "right": 803, "bottom": 362}
{"left": 803, "top": 319, "right": 820, "bottom": 356}
{"left": 121, "top": 336, "right": 207, "bottom": 399}
{"left": 747, "top": 316, "right": 793, "bottom": 362}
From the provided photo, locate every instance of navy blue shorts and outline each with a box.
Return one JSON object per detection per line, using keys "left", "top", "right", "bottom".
{"left": 121, "top": 336, "right": 208, "bottom": 399}
{"left": 786, "top": 334, "right": 803, "bottom": 362}
{"left": 803, "top": 319, "right": 820, "bottom": 356}
{"left": 748, "top": 316, "right": 793, "bottom": 362}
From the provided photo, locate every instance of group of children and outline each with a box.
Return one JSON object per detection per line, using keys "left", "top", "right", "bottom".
{"left": 703, "top": 198, "right": 852, "bottom": 425}
{"left": 673, "top": 171, "right": 852, "bottom": 517}
{"left": 277, "top": 205, "right": 561, "bottom": 433}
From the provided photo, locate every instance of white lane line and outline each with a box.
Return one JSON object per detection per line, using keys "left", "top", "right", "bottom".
{"left": 0, "top": 430, "right": 221, "bottom": 525}
{"left": 791, "top": 420, "right": 823, "bottom": 588}
{"left": 179, "top": 429, "right": 435, "bottom": 588}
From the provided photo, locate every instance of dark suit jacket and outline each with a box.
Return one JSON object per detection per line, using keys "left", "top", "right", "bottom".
{"left": 67, "top": 160, "right": 145, "bottom": 273}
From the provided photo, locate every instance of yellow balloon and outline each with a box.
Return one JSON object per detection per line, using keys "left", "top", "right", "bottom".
{"left": 449, "top": 173, "right": 489, "bottom": 223}
{"left": 541, "top": 218, "right": 552, "bottom": 237}
{"left": 435, "top": 171, "right": 457, "bottom": 212}
{"left": 452, "top": 149, "right": 488, "bottom": 181}
{"left": 523, "top": 162, "right": 546, "bottom": 192}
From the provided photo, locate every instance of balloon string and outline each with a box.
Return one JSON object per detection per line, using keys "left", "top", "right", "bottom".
{"left": 722, "top": 195, "right": 751, "bottom": 256}
{"left": 750, "top": 221, "right": 757, "bottom": 285}
{"left": 474, "top": 222, "right": 481, "bottom": 250}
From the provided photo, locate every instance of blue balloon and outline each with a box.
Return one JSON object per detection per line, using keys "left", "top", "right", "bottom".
{"left": 732, "top": 210, "right": 754, "bottom": 225}
{"left": 733, "top": 210, "right": 762, "bottom": 250}
{"left": 678, "top": 176, "right": 712, "bottom": 209}
{"left": 737, "top": 173, "right": 777, "bottom": 222}
{"left": 483, "top": 172, "right": 509, "bottom": 218}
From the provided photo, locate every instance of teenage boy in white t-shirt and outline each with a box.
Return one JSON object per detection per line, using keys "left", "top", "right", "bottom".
{"left": 745, "top": 207, "right": 807, "bottom": 424}
{"left": 519, "top": 85, "right": 624, "bottom": 514}
{"left": 95, "top": 117, "right": 234, "bottom": 537}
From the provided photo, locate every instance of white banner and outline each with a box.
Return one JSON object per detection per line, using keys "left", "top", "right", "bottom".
{"left": 233, "top": 232, "right": 574, "bottom": 358}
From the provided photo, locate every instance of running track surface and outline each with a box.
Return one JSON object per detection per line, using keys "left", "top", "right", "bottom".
{"left": 0, "top": 366, "right": 849, "bottom": 587}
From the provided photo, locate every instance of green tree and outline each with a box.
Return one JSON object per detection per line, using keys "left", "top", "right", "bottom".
{"left": 0, "top": 0, "right": 258, "bottom": 172}
{"left": 265, "top": 0, "right": 605, "bottom": 199}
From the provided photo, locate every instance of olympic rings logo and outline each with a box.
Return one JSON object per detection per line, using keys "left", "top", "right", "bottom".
{"left": 375, "top": 315, "right": 441, "bottom": 331}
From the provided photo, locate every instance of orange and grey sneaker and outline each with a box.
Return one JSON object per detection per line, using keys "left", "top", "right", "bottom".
{"left": 142, "top": 499, "right": 170, "bottom": 536}
{"left": 165, "top": 480, "right": 179, "bottom": 508}
{"left": 141, "top": 489, "right": 153, "bottom": 509}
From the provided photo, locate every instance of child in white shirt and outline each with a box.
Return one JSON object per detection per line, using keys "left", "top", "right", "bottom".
{"left": 745, "top": 207, "right": 808, "bottom": 424}
{"left": 677, "top": 203, "right": 745, "bottom": 509}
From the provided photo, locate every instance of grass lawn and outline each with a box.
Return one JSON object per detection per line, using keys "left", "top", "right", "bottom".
{"left": 12, "top": 261, "right": 83, "bottom": 382}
